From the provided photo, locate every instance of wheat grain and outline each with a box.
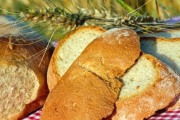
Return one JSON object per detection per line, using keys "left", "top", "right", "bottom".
{"left": 1, "top": 0, "right": 179, "bottom": 39}
{"left": 1, "top": 0, "right": 180, "bottom": 41}
{"left": 18, "top": 5, "right": 158, "bottom": 32}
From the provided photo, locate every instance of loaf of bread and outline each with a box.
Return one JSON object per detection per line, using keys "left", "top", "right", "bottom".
{"left": 44, "top": 26, "right": 180, "bottom": 120}
{"left": 0, "top": 37, "right": 52, "bottom": 120}
{"left": 47, "top": 26, "right": 105, "bottom": 91}
{"left": 112, "top": 53, "right": 180, "bottom": 120}
{"left": 41, "top": 28, "right": 141, "bottom": 120}
{"left": 141, "top": 37, "right": 180, "bottom": 110}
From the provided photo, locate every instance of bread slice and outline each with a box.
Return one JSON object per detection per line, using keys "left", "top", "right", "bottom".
{"left": 47, "top": 26, "right": 105, "bottom": 91}
{"left": 41, "top": 28, "right": 141, "bottom": 120}
{"left": 111, "top": 53, "right": 180, "bottom": 120}
{"left": 141, "top": 37, "right": 180, "bottom": 110}
{"left": 46, "top": 26, "right": 180, "bottom": 119}
{"left": 141, "top": 37, "right": 180, "bottom": 76}
{"left": 0, "top": 37, "right": 52, "bottom": 120}
{"left": 140, "top": 29, "right": 180, "bottom": 38}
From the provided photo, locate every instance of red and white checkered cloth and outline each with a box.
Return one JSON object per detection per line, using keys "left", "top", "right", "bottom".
{"left": 23, "top": 109, "right": 42, "bottom": 120}
{"left": 23, "top": 109, "right": 180, "bottom": 120}
{"left": 148, "top": 109, "right": 180, "bottom": 120}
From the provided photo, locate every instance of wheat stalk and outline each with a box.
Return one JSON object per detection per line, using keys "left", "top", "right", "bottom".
{"left": 0, "top": 0, "right": 180, "bottom": 40}
{"left": 20, "top": 4, "right": 179, "bottom": 33}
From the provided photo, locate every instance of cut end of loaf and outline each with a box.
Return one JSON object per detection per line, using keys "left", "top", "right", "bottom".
{"left": 112, "top": 53, "right": 180, "bottom": 120}
{"left": 120, "top": 54, "right": 157, "bottom": 99}
{"left": 47, "top": 26, "right": 105, "bottom": 90}
{"left": 141, "top": 38, "right": 180, "bottom": 76}
{"left": 56, "top": 26, "right": 105, "bottom": 76}
{"left": 0, "top": 61, "right": 39, "bottom": 120}
{"left": 140, "top": 37, "right": 180, "bottom": 110}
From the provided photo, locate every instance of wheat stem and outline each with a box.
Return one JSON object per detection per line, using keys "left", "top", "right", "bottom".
{"left": 38, "top": 26, "right": 58, "bottom": 67}
{"left": 116, "top": 0, "right": 141, "bottom": 16}
{"left": 1, "top": 0, "right": 180, "bottom": 40}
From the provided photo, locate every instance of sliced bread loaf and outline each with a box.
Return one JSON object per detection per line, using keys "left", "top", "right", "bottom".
{"left": 44, "top": 26, "right": 180, "bottom": 120}
{"left": 47, "top": 26, "right": 105, "bottom": 91}
{"left": 0, "top": 37, "right": 52, "bottom": 120}
{"left": 46, "top": 26, "right": 180, "bottom": 119}
{"left": 111, "top": 53, "right": 180, "bottom": 120}
{"left": 41, "top": 28, "right": 141, "bottom": 120}
{"left": 141, "top": 37, "right": 180, "bottom": 110}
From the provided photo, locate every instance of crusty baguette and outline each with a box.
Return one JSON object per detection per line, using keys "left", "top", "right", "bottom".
{"left": 47, "top": 26, "right": 105, "bottom": 91}
{"left": 41, "top": 28, "right": 141, "bottom": 120}
{"left": 141, "top": 37, "right": 180, "bottom": 110}
{"left": 0, "top": 37, "right": 52, "bottom": 120}
{"left": 111, "top": 53, "right": 180, "bottom": 120}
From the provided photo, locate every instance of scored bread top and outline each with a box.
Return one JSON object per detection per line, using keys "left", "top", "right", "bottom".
{"left": 41, "top": 28, "right": 141, "bottom": 120}
{"left": 47, "top": 26, "right": 105, "bottom": 91}
{"left": 112, "top": 53, "right": 180, "bottom": 120}
{"left": 77, "top": 28, "right": 140, "bottom": 80}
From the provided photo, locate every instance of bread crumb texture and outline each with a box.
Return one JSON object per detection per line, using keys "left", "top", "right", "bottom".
{"left": 141, "top": 38, "right": 180, "bottom": 76}
{"left": 47, "top": 26, "right": 105, "bottom": 90}
{"left": 0, "top": 37, "right": 51, "bottom": 120}
{"left": 112, "top": 54, "right": 180, "bottom": 120}
{"left": 0, "top": 62, "right": 39, "bottom": 120}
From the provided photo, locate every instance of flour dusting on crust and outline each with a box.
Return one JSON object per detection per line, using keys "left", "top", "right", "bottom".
{"left": 101, "top": 28, "right": 137, "bottom": 45}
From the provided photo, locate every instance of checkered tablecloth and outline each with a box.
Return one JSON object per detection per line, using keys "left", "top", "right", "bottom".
{"left": 23, "top": 109, "right": 180, "bottom": 120}
{"left": 23, "top": 110, "right": 42, "bottom": 120}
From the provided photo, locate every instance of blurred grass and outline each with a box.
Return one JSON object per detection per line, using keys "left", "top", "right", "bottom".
{"left": 146, "top": 0, "right": 180, "bottom": 19}
{"left": 0, "top": 0, "right": 180, "bottom": 41}
{"left": 1, "top": 0, "right": 180, "bottom": 19}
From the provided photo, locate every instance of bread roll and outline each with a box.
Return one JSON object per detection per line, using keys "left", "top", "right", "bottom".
{"left": 0, "top": 37, "right": 52, "bottom": 120}
{"left": 41, "top": 28, "right": 141, "bottom": 120}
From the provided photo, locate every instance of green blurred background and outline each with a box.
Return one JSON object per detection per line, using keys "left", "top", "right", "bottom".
{"left": 1, "top": 0, "right": 180, "bottom": 19}
{"left": 0, "top": 0, "right": 180, "bottom": 41}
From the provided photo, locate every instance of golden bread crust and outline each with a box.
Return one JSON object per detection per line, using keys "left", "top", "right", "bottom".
{"left": 112, "top": 54, "right": 180, "bottom": 120}
{"left": 140, "top": 37, "right": 180, "bottom": 110}
{"left": 42, "top": 65, "right": 121, "bottom": 120}
{"left": 41, "top": 28, "right": 141, "bottom": 120}
{"left": 47, "top": 26, "right": 105, "bottom": 91}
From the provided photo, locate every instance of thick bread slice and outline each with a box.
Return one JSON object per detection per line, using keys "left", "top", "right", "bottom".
{"left": 47, "top": 26, "right": 105, "bottom": 91}
{"left": 140, "top": 29, "right": 180, "bottom": 38}
{"left": 0, "top": 37, "right": 52, "bottom": 120}
{"left": 41, "top": 28, "right": 141, "bottom": 120}
{"left": 111, "top": 53, "right": 180, "bottom": 120}
{"left": 140, "top": 37, "right": 180, "bottom": 110}
{"left": 141, "top": 38, "right": 180, "bottom": 76}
